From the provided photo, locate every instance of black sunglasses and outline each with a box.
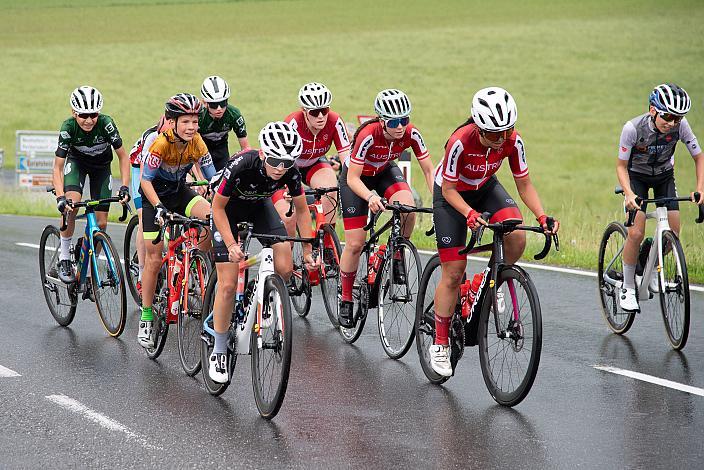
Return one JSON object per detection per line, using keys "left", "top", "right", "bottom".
{"left": 78, "top": 112, "right": 99, "bottom": 119}
{"left": 307, "top": 107, "right": 330, "bottom": 118}
{"left": 658, "top": 112, "right": 683, "bottom": 124}
{"left": 265, "top": 156, "right": 295, "bottom": 170}
{"left": 208, "top": 100, "right": 228, "bottom": 110}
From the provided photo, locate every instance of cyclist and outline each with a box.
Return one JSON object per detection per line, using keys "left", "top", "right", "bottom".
{"left": 137, "top": 93, "right": 216, "bottom": 348}
{"left": 273, "top": 82, "right": 351, "bottom": 232}
{"left": 128, "top": 115, "right": 172, "bottom": 298}
{"left": 430, "top": 87, "right": 559, "bottom": 377}
{"left": 338, "top": 88, "right": 435, "bottom": 328}
{"left": 199, "top": 75, "right": 250, "bottom": 171}
{"left": 616, "top": 83, "right": 703, "bottom": 312}
{"left": 52, "top": 86, "right": 131, "bottom": 283}
{"left": 208, "top": 121, "right": 318, "bottom": 383}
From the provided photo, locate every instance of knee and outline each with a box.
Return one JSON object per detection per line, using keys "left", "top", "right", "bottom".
{"left": 627, "top": 226, "right": 644, "bottom": 243}
{"left": 443, "top": 267, "right": 465, "bottom": 288}
{"left": 218, "top": 278, "right": 237, "bottom": 299}
{"left": 344, "top": 238, "right": 364, "bottom": 254}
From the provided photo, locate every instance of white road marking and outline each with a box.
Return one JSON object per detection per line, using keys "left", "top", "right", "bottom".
{"left": 15, "top": 242, "right": 125, "bottom": 264}
{"left": 45, "top": 394, "right": 160, "bottom": 449}
{"left": 593, "top": 365, "right": 704, "bottom": 397}
{"left": 0, "top": 365, "right": 21, "bottom": 377}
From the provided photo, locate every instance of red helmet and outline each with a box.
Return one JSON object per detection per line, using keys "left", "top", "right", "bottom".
{"left": 165, "top": 93, "right": 202, "bottom": 119}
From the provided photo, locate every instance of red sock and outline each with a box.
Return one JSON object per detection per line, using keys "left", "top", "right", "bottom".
{"left": 434, "top": 314, "right": 451, "bottom": 346}
{"left": 341, "top": 271, "right": 356, "bottom": 302}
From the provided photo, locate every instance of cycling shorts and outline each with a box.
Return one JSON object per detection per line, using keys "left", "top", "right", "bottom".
{"left": 207, "top": 140, "right": 231, "bottom": 172}
{"left": 271, "top": 157, "right": 334, "bottom": 205}
{"left": 211, "top": 198, "right": 288, "bottom": 263}
{"left": 629, "top": 170, "right": 679, "bottom": 212}
{"left": 339, "top": 162, "right": 411, "bottom": 230}
{"left": 130, "top": 166, "right": 142, "bottom": 210}
{"left": 63, "top": 158, "right": 112, "bottom": 212}
{"left": 433, "top": 176, "right": 522, "bottom": 263}
{"left": 141, "top": 186, "right": 206, "bottom": 240}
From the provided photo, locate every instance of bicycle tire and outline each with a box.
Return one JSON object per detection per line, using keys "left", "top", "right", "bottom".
{"left": 39, "top": 224, "right": 77, "bottom": 327}
{"left": 251, "top": 274, "right": 292, "bottom": 419}
{"left": 658, "top": 230, "right": 690, "bottom": 350}
{"left": 478, "top": 266, "right": 542, "bottom": 407}
{"left": 145, "top": 260, "right": 169, "bottom": 359}
{"left": 178, "top": 250, "right": 211, "bottom": 376}
{"left": 290, "top": 231, "right": 312, "bottom": 317}
{"left": 377, "top": 239, "right": 422, "bottom": 359}
{"left": 91, "top": 231, "right": 127, "bottom": 337}
{"left": 597, "top": 222, "right": 636, "bottom": 334}
{"left": 413, "top": 254, "right": 450, "bottom": 385}
{"left": 320, "top": 224, "right": 342, "bottom": 328}
{"left": 339, "top": 250, "right": 369, "bottom": 344}
{"left": 123, "top": 214, "right": 141, "bottom": 306}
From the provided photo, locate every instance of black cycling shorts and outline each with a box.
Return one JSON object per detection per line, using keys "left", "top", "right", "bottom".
{"left": 63, "top": 158, "right": 112, "bottom": 212}
{"left": 206, "top": 140, "right": 231, "bottom": 173}
{"left": 433, "top": 176, "right": 522, "bottom": 263}
{"left": 339, "top": 162, "right": 410, "bottom": 230}
{"left": 629, "top": 170, "right": 679, "bottom": 212}
{"left": 211, "top": 198, "right": 288, "bottom": 263}
{"left": 141, "top": 186, "right": 205, "bottom": 239}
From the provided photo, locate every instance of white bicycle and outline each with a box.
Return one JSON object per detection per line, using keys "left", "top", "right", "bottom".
{"left": 598, "top": 187, "right": 703, "bottom": 350}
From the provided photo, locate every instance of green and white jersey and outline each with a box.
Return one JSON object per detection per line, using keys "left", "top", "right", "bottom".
{"left": 56, "top": 114, "right": 123, "bottom": 169}
{"left": 198, "top": 105, "right": 247, "bottom": 146}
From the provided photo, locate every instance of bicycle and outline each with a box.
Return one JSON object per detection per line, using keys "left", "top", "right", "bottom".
{"left": 200, "top": 223, "right": 319, "bottom": 419}
{"left": 597, "top": 187, "right": 703, "bottom": 350}
{"left": 415, "top": 214, "right": 558, "bottom": 406}
{"left": 339, "top": 200, "right": 432, "bottom": 359}
{"left": 143, "top": 212, "right": 212, "bottom": 376}
{"left": 39, "top": 188, "right": 129, "bottom": 336}
{"left": 124, "top": 180, "right": 210, "bottom": 306}
{"left": 287, "top": 186, "right": 342, "bottom": 327}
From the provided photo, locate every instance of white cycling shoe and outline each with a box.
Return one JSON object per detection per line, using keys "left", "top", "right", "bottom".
{"left": 429, "top": 344, "right": 453, "bottom": 377}
{"left": 137, "top": 321, "right": 154, "bottom": 348}
{"left": 208, "top": 353, "right": 229, "bottom": 384}
{"left": 649, "top": 274, "right": 660, "bottom": 294}
{"left": 619, "top": 288, "right": 640, "bottom": 312}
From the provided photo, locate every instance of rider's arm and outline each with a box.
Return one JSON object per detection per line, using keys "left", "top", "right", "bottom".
{"left": 114, "top": 145, "right": 130, "bottom": 188}
{"left": 211, "top": 192, "right": 237, "bottom": 249}
{"left": 293, "top": 194, "right": 315, "bottom": 256}
{"left": 616, "top": 121, "right": 639, "bottom": 207}
{"left": 52, "top": 157, "right": 66, "bottom": 198}
{"left": 417, "top": 155, "right": 435, "bottom": 194}
{"left": 678, "top": 119, "right": 704, "bottom": 199}
{"left": 441, "top": 179, "right": 472, "bottom": 218}
{"left": 694, "top": 153, "right": 704, "bottom": 198}
{"left": 237, "top": 137, "right": 250, "bottom": 151}
{"left": 140, "top": 154, "right": 162, "bottom": 207}
{"left": 346, "top": 162, "right": 373, "bottom": 200}
{"left": 514, "top": 175, "right": 546, "bottom": 219}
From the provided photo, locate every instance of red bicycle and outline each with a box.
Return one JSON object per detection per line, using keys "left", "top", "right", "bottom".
{"left": 144, "top": 213, "right": 212, "bottom": 376}
{"left": 288, "top": 186, "right": 342, "bottom": 327}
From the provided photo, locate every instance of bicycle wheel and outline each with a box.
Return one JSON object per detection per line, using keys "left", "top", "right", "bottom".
{"left": 290, "top": 236, "right": 312, "bottom": 317}
{"left": 39, "top": 225, "right": 77, "bottom": 326}
{"left": 91, "top": 231, "right": 127, "bottom": 337}
{"left": 414, "top": 254, "right": 450, "bottom": 385}
{"left": 145, "top": 260, "right": 169, "bottom": 359}
{"left": 339, "top": 251, "right": 369, "bottom": 344}
{"left": 178, "top": 250, "right": 211, "bottom": 376}
{"left": 377, "top": 239, "right": 422, "bottom": 359}
{"left": 478, "top": 266, "right": 542, "bottom": 407}
{"left": 658, "top": 230, "right": 690, "bottom": 350}
{"left": 251, "top": 274, "right": 292, "bottom": 419}
{"left": 597, "top": 222, "right": 636, "bottom": 334}
{"left": 123, "top": 214, "right": 141, "bottom": 306}
{"left": 320, "top": 224, "right": 342, "bottom": 328}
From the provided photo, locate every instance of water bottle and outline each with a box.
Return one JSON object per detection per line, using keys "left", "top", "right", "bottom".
{"left": 636, "top": 237, "right": 653, "bottom": 276}
{"left": 368, "top": 244, "right": 386, "bottom": 284}
{"left": 460, "top": 273, "right": 484, "bottom": 320}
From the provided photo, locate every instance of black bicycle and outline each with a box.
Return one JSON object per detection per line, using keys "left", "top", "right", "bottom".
{"left": 339, "top": 201, "right": 432, "bottom": 359}
{"left": 415, "top": 214, "right": 558, "bottom": 406}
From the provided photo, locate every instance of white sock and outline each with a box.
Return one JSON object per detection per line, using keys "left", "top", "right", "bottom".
{"left": 60, "top": 237, "right": 72, "bottom": 261}
{"left": 138, "top": 264, "right": 144, "bottom": 281}
{"left": 623, "top": 263, "right": 636, "bottom": 290}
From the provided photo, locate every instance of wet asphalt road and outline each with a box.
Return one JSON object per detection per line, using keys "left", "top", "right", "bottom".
{"left": 1, "top": 213, "right": 703, "bottom": 469}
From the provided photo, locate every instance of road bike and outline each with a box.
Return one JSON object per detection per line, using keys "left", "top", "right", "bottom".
{"left": 597, "top": 187, "right": 703, "bottom": 350}
{"left": 288, "top": 186, "right": 342, "bottom": 327}
{"left": 143, "top": 212, "right": 212, "bottom": 376}
{"left": 39, "top": 189, "right": 129, "bottom": 336}
{"left": 339, "top": 201, "right": 432, "bottom": 359}
{"left": 415, "top": 215, "right": 558, "bottom": 406}
{"left": 200, "top": 223, "right": 318, "bottom": 419}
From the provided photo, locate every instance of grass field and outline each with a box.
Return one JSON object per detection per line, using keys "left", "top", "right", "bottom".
{"left": 0, "top": 0, "right": 703, "bottom": 281}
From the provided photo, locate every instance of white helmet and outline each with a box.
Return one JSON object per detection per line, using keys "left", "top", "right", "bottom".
{"left": 258, "top": 121, "right": 302, "bottom": 160}
{"left": 70, "top": 86, "right": 103, "bottom": 113}
{"left": 471, "top": 87, "right": 517, "bottom": 132}
{"left": 201, "top": 76, "right": 231, "bottom": 102}
{"left": 374, "top": 89, "right": 412, "bottom": 119}
{"left": 298, "top": 82, "right": 332, "bottom": 110}
{"left": 649, "top": 83, "right": 691, "bottom": 116}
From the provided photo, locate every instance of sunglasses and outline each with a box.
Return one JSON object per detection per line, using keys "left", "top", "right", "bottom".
{"left": 208, "top": 100, "right": 228, "bottom": 110}
{"left": 657, "top": 112, "right": 683, "bottom": 124}
{"left": 307, "top": 107, "right": 330, "bottom": 118}
{"left": 77, "top": 112, "right": 99, "bottom": 119}
{"left": 265, "top": 156, "right": 295, "bottom": 170}
{"left": 481, "top": 127, "right": 514, "bottom": 142}
{"left": 384, "top": 116, "right": 410, "bottom": 128}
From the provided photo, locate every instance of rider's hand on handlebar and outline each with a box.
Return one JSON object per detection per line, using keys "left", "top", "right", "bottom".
{"left": 691, "top": 191, "right": 703, "bottom": 205}
{"left": 368, "top": 194, "right": 385, "bottom": 214}
{"left": 56, "top": 195, "right": 71, "bottom": 214}
{"left": 303, "top": 251, "right": 320, "bottom": 271}
{"left": 537, "top": 214, "right": 560, "bottom": 235}
{"left": 118, "top": 185, "right": 131, "bottom": 204}
{"left": 466, "top": 209, "right": 487, "bottom": 230}
{"left": 624, "top": 192, "right": 641, "bottom": 211}
{"left": 228, "top": 242, "right": 245, "bottom": 263}
{"left": 154, "top": 203, "right": 169, "bottom": 227}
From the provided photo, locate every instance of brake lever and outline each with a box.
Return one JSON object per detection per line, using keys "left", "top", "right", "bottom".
{"left": 285, "top": 198, "right": 294, "bottom": 217}
{"left": 425, "top": 225, "right": 435, "bottom": 236}
{"left": 694, "top": 192, "right": 703, "bottom": 223}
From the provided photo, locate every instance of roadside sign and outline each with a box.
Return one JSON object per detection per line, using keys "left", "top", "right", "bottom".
{"left": 15, "top": 130, "right": 58, "bottom": 191}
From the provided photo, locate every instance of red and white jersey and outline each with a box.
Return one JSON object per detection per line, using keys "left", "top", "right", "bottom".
{"left": 348, "top": 121, "right": 429, "bottom": 176}
{"left": 435, "top": 123, "right": 528, "bottom": 191}
{"left": 285, "top": 110, "right": 351, "bottom": 168}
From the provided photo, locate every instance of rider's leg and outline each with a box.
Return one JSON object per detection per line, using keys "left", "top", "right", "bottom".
{"left": 339, "top": 228, "right": 366, "bottom": 299}
{"left": 388, "top": 189, "right": 416, "bottom": 238}
{"left": 213, "top": 262, "right": 238, "bottom": 336}
{"left": 503, "top": 231, "right": 527, "bottom": 265}
{"left": 434, "top": 259, "right": 467, "bottom": 338}
{"left": 60, "top": 190, "right": 82, "bottom": 258}
{"left": 186, "top": 197, "right": 212, "bottom": 251}
{"left": 623, "top": 211, "right": 646, "bottom": 289}
{"left": 308, "top": 166, "right": 338, "bottom": 226}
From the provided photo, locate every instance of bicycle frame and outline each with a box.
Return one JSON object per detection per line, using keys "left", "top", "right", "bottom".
{"left": 636, "top": 206, "right": 676, "bottom": 301}
{"left": 162, "top": 224, "right": 207, "bottom": 324}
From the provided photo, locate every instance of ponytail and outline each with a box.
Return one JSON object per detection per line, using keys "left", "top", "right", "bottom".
{"left": 444, "top": 117, "right": 475, "bottom": 150}
{"left": 352, "top": 117, "right": 381, "bottom": 148}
